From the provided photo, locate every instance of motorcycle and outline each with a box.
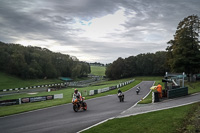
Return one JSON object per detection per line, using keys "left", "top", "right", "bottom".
{"left": 118, "top": 92, "right": 124, "bottom": 102}
{"left": 72, "top": 96, "right": 87, "bottom": 112}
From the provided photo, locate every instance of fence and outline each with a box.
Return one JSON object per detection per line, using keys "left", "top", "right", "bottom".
{"left": 167, "top": 87, "right": 188, "bottom": 98}
{"left": 89, "top": 79, "right": 135, "bottom": 96}
{"left": 0, "top": 93, "right": 63, "bottom": 106}
{"left": 1, "top": 77, "right": 101, "bottom": 92}
{"left": 1, "top": 83, "right": 67, "bottom": 92}
{"left": 152, "top": 87, "right": 188, "bottom": 103}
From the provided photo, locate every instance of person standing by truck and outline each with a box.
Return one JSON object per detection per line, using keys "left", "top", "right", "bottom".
{"left": 155, "top": 83, "right": 162, "bottom": 98}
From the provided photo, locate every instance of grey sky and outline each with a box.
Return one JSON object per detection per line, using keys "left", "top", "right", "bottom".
{"left": 0, "top": 0, "right": 200, "bottom": 64}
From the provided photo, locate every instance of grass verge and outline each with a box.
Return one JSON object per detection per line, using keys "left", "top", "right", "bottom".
{"left": 90, "top": 66, "right": 106, "bottom": 76}
{"left": 83, "top": 102, "right": 200, "bottom": 133}
{"left": 0, "top": 72, "right": 62, "bottom": 91}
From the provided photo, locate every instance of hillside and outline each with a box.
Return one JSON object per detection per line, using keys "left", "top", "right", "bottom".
{"left": 90, "top": 66, "right": 106, "bottom": 76}
{"left": 0, "top": 71, "right": 62, "bottom": 90}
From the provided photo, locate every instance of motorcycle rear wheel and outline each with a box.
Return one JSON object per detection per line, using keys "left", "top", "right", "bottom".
{"left": 119, "top": 96, "right": 122, "bottom": 102}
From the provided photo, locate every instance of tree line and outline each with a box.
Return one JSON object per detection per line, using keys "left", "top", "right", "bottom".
{"left": 106, "top": 51, "right": 169, "bottom": 79}
{"left": 106, "top": 15, "right": 200, "bottom": 80}
{"left": 0, "top": 42, "right": 91, "bottom": 79}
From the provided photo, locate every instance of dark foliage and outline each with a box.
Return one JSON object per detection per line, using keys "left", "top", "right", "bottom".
{"left": 106, "top": 52, "right": 169, "bottom": 79}
{"left": 0, "top": 41, "right": 91, "bottom": 79}
{"left": 166, "top": 15, "right": 200, "bottom": 75}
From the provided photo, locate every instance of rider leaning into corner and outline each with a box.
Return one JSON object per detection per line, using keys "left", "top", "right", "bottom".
{"left": 118, "top": 89, "right": 124, "bottom": 96}
{"left": 72, "top": 89, "right": 83, "bottom": 106}
{"left": 118, "top": 89, "right": 122, "bottom": 93}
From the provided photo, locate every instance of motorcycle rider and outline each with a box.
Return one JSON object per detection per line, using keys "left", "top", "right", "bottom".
{"left": 72, "top": 89, "right": 83, "bottom": 106}
{"left": 136, "top": 86, "right": 140, "bottom": 95}
{"left": 118, "top": 89, "right": 124, "bottom": 99}
{"left": 118, "top": 89, "right": 122, "bottom": 94}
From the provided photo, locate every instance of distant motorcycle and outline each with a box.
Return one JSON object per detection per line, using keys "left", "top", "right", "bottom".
{"left": 72, "top": 96, "right": 87, "bottom": 112}
{"left": 118, "top": 92, "right": 124, "bottom": 102}
{"left": 136, "top": 87, "right": 140, "bottom": 95}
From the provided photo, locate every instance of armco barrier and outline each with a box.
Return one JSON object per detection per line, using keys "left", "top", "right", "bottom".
{"left": 0, "top": 99, "right": 20, "bottom": 106}
{"left": 21, "top": 95, "right": 54, "bottom": 103}
{"left": 101, "top": 87, "right": 109, "bottom": 93}
{"left": 152, "top": 91, "right": 159, "bottom": 103}
{"left": 54, "top": 94, "right": 63, "bottom": 99}
{"left": 89, "top": 90, "right": 94, "bottom": 95}
{"left": 1, "top": 82, "right": 67, "bottom": 92}
{"left": 167, "top": 87, "right": 188, "bottom": 99}
{"left": 109, "top": 86, "right": 117, "bottom": 90}
{"left": 89, "top": 79, "right": 135, "bottom": 96}
{"left": 94, "top": 90, "right": 98, "bottom": 94}
{"left": 1, "top": 77, "right": 102, "bottom": 92}
{"left": 98, "top": 89, "right": 102, "bottom": 93}
{"left": 0, "top": 93, "right": 63, "bottom": 106}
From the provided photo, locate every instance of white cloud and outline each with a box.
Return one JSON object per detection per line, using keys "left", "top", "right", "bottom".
{"left": 71, "top": 7, "right": 128, "bottom": 42}
{"left": 0, "top": 0, "right": 200, "bottom": 64}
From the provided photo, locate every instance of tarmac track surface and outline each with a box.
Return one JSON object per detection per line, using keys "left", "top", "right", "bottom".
{"left": 0, "top": 81, "right": 154, "bottom": 133}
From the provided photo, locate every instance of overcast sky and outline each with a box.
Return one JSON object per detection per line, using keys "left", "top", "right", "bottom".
{"left": 0, "top": 0, "right": 200, "bottom": 64}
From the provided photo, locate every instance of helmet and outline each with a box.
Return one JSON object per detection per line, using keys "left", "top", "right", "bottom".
{"left": 74, "top": 89, "right": 78, "bottom": 94}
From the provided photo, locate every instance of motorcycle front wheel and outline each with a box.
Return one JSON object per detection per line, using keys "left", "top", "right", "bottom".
{"left": 73, "top": 104, "right": 79, "bottom": 112}
{"left": 83, "top": 102, "right": 87, "bottom": 111}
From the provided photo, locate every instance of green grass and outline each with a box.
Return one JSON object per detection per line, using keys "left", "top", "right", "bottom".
{"left": 83, "top": 102, "right": 200, "bottom": 133}
{"left": 134, "top": 76, "right": 163, "bottom": 81}
{"left": 0, "top": 72, "right": 62, "bottom": 91}
{"left": 90, "top": 66, "right": 106, "bottom": 76}
{"left": 0, "top": 78, "right": 138, "bottom": 116}
{"left": 1, "top": 74, "right": 200, "bottom": 117}
{"left": 186, "top": 81, "right": 200, "bottom": 94}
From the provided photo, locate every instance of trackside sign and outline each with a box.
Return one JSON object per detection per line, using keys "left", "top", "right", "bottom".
{"left": 0, "top": 93, "right": 63, "bottom": 106}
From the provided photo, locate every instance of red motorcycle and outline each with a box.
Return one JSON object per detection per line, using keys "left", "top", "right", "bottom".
{"left": 72, "top": 96, "right": 87, "bottom": 112}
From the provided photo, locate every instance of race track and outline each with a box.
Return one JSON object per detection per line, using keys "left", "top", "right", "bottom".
{"left": 0, "top": 81, "right": 154, "bottom": 133}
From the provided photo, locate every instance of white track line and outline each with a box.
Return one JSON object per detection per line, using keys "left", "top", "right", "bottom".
{"left": 117, "top": 100, "right": 200, "bottom": 118}
{"left": 77, "top": 117, "right": 115, "bottom": 133}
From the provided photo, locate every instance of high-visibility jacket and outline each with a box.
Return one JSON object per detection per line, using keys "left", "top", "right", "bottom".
{"left": 156, "top": 84, "right": 162, "bottom": 98}
{"left": 156, "top": 85, "right": 162, "bottom": 93}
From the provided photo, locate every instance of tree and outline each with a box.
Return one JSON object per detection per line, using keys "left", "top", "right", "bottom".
{"left": 105, "top": 52, "right": 168, "bottom": 79}
{"left": 0, "top": 41, "right": 91, "bottom": 79}
{"left": 105, "top": 57, "right": 125, "bottom": 79}
{"left": 166, "top": 15, "right": 200, "bottom": 75}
